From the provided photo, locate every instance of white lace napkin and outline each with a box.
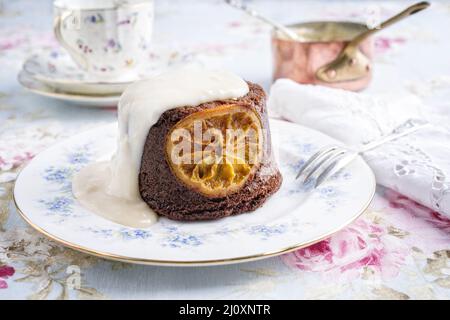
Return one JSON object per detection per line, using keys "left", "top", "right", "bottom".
{"left": 268, "top": 79, "right": 450, "bottom": 218}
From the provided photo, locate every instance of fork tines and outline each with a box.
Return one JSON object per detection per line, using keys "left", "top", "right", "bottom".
{"left": 296, "top": 145, "right": 356, "bottom": 188}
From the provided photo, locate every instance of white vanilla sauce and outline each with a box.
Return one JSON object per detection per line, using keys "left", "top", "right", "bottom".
{"left": 72, "top": 67, "right": 249, "bottom": 228}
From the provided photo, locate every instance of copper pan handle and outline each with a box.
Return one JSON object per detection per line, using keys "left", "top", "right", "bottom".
{"left": 348, "top": 1, "right": 430, "bottom": 51}
{"left": 315, "top": 2, "right": 430, "bottom": 84}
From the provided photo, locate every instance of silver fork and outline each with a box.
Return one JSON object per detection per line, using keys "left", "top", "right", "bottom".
{"left": 296, "top": 119, "right": 430, "bottom": 188}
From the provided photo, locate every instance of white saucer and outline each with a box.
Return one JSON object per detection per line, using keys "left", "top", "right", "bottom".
{"left": 18, "top": 70, "right": 120, "bottom": 107}
{"left": 13, "top": 120, "right": 375, "bottom": 266}
{"left": 23, "top": 50, "right": 134, "bottom": 96}
{"left": 22, "top": 49, "right": 195, "bottom": 96}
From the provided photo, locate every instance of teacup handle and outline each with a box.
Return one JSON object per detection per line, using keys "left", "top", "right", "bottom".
{"left": 53, "top": 10, "right": 89, "bottom": 70}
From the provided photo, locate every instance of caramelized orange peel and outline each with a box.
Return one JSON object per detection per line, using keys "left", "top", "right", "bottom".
{"left": 166, "top": 104, "right": 263, "bottom": 197}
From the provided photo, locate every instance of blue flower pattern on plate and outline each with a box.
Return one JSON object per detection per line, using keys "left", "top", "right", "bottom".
{"left": 247, "top": 224, "right": 287, "bottom": 240}
{"left": 34, "top": 137, "right": 350, "bottom": 244}
{"left": 39, "top": 196, "right": 74, "bottom": 216}
{"left": 82, "top": 227, "right": 151, "bottom": 240}
{"left": 39, "top": 145, "right": 93, "bottom": 219}
{"left": 163, "top": 234, "right": 202, "bottom": 248}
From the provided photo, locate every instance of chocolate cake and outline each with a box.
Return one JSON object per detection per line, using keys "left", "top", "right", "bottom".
{"left": 139, "top": 82, "right": 282, "bottom": 221}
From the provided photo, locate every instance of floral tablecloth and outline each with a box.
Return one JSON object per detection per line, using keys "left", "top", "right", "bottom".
{"left": 1, "top": 0, "right": 449, "bottom": 300}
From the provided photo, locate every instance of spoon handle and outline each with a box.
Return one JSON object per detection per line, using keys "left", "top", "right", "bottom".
{"left": 349, "top": 1, "right": 430, "bottom": 48}
{"left": 224, "top": 0, "right": 299, "bottom": 41}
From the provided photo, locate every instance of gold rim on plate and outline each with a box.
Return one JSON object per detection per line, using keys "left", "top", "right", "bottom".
{"left": 13, "top": 168, "right": 375, "bottom": 267}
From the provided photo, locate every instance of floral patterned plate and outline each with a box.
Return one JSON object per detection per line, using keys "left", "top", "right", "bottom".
{"left": 13, "top": 119, "right": 376, "bottom": 266}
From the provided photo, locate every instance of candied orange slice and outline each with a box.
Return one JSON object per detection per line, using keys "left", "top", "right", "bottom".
{"left": 166, "top": 104, "right": 263, "bottom": 197}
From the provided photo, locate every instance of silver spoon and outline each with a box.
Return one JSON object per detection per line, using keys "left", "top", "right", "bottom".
{"left": 224, "top": 0, "right": 300, "bottom": 41}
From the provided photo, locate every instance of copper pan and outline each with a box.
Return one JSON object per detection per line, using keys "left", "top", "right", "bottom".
{"left": 271, "top": 21, "right": 373, "bottom": 91}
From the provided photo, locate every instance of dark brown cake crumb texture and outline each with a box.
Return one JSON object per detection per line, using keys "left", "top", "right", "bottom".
{"left": 139, "top": 82, "right": 282, "bottom": 221}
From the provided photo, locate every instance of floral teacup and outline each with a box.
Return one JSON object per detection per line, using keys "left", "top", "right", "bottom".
{"left": 53, "top": 0, "right": 153, "bottom": 81}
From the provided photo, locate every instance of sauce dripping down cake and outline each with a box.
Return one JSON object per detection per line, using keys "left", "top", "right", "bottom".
{"left": 73, "top": 67, "right": 282, "bottom": 225}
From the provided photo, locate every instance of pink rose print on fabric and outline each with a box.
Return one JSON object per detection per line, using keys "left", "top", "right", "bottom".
{"left": 384, "top": 189, "right": 450, "bottom": 233}
{"left": 0, "top": 37, "right": 26, "bottom": 51}
{"left": 0, "top": 28, "right": 58, "bottom": 52}
{"left": 0, "top": 124, "right": 64, "bottom": 172}
{"left": 282, "top": 218, "right": 408, "bottom": 280}
{"left": 0, "top": 152, "right": 34, "bottom": 171}
{"left": 0, "top": 265, "right": 15, "bottom": 289}
{"left": 374, "top": 36, "right": 406, "bottom": 55}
